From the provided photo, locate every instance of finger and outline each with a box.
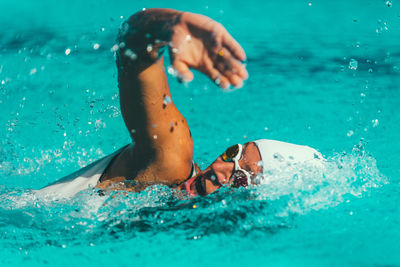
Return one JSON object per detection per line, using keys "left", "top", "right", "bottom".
{"left": 226, "top": 56, "right": 248, "bottom": 80}
{"left": 218, "top": 76, "right": 230, "bottom": 89}
{"left": 172, "top": 61, "right": 194, "bottom": 82}
{"left": 201, "top": 62, "right": 230, "bottom": 89}
{"left": 226, "top": 74, "right": 244, "bottom": 89}
{"left": 214, "top": 48, "right": 248, "bottom": 83}
{"left": 221, "top": 30, "right": 246, "bottom": 61}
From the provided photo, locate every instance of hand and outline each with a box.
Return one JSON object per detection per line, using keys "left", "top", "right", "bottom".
{"left": 169, "top": 12, "right": 248, "bottom": 89}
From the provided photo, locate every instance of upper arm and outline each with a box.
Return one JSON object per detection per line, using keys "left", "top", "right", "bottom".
{"left": 118, "top": 53, "right": 194, "bottom": 185}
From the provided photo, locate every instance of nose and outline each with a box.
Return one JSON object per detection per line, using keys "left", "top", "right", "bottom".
{"left": 210, "top": 158, "right": 235, "bottom": 185}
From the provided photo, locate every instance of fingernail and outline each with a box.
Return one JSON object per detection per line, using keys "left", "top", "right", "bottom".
{"left": 234, "top": 81, "right": 244, "bottom": 89}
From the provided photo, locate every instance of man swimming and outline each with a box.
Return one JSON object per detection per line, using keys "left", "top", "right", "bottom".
{"left": 38, "top": 8, "right": 322, "bottom": 198}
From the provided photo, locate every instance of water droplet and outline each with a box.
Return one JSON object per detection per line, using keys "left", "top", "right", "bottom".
{"left": 386, "top": 1, "right": 392, "bottom": 7}
{"left": 124, "top": 49, "right": 137, "bottom": 60}
{"left": 308, "top": 2, "right": 312, "bottom": 6}
{"left": 30, "top": 68, "right": 37, "bottom": 75}
{"left": 130, "top": 129, "right": 136, "bottom": 134}
{"left": 65, "top": 48, "right": 71, "bottom": 55}
{"left": 119, "top": 42, "right": 126, "bottom": 49}
{"left": 372, "top": 119, "right": 379, "bottom": 127}
{"left": 347, "top": 130, "right": 354, "bottom": 137}
{"left": 264, "top": 127, "right": 269, "bottom": 131}
{"left": 110, "top": 44, "right": 119, "bottom": 52}
{"left": 185, "top": 35, "right": 191, "bottom": 41}
{"left": 376, "top": 20, "right": 389, "bottom": 34}
{"left": 93, "top": 43, "right": 100, "bottom": 50}
{"left": 257, "top": 161, "right": 263, "bottom": 167}
{"left": 153, "top": 135, "right": 158, "bottom": 139}
{"left": 273, "top": 152, "right": 284, "bottom": 162}
{"left": 167, "top": 66, "right": 177, "bottom": 76}
{"left": 146, "top": 44, "right": 153, "bottom": 52}
{"left": 210, "top": 174, "right": 216, "bottom": 181}
{"left": 172, "top": 47, "right": 179, "bottom": 54}
{"left": 163, "top": 95, "right": 172, "bottom": 105}
{"left": 348, "top": 59, "right": 358, "bottom": 70}
{"left": 368, "top": 68, "right": 373, "bottom": 73}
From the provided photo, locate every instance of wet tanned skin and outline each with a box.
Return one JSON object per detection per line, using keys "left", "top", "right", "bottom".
{"left": 97, "top": 9, "right": 248, "bottom": 192}
{"left": 183, "top": 142, "right": 262, "bottom": 196}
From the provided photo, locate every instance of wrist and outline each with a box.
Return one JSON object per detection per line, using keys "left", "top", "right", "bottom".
{"left": 117, "top": 9, "right": 182, "bottom": 63}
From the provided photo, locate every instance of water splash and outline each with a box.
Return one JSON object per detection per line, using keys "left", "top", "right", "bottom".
{"left": 0, "top": 148, "right": 387, "bottom": 248}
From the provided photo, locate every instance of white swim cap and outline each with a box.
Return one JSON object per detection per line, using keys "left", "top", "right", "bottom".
{"left": 253, "top": 139, "right": 323, "bottom": 175}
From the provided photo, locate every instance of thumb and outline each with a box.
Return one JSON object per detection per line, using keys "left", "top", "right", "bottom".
{"left": 172, "top": 61, "right": 194, "bottom": 82}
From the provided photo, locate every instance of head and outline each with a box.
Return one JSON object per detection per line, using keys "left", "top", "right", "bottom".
{"left": 182, "top": 139, "right": 323, "bottom": 196}
{"left": 183, "top": 141, "right": 263, "bottom": 196}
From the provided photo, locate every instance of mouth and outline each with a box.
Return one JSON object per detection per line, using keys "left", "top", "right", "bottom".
{"left": 195, "top": 174, "right": 207, "bottom": 196}
{"left": 184, "top": 175, "right": 198, "bottom": 196}
{"left": 184, "top": 171, "right": 211, "bottom": 196}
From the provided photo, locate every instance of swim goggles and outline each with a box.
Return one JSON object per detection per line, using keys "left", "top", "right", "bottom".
{"left": 221, "top": 144, "right": 252, "bottom": 188}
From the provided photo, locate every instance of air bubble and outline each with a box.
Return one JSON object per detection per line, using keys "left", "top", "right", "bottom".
{"left": 65, "top": 48, "right": 71, "bottom": 55}
{"left": 93, "top": 43, "right": 100, "bottom": 50}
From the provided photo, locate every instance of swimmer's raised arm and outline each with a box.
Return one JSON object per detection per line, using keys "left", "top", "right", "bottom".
{"left": 109, "top": 8, "right": 247, "bottom": 188}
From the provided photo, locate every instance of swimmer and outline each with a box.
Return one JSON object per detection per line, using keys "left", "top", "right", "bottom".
{"left": 38, "top": 8, "right": 323, "bottom": 198}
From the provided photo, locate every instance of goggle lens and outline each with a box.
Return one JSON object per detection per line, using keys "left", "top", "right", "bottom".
{"left": 221, "top": 144, "right": 240, "bottom": 162}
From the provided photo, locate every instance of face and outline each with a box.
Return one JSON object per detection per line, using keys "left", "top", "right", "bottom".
{"left": 183, "top": 142, "right": 262, "bottom": 196}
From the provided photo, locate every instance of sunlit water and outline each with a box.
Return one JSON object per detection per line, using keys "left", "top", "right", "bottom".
{"left": 1, "top": 0, "right": 400, "bottom": 266}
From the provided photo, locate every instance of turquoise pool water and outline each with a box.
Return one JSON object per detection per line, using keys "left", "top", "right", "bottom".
{"left": 1, "top": 0, "right": 400, "bottom": 266}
